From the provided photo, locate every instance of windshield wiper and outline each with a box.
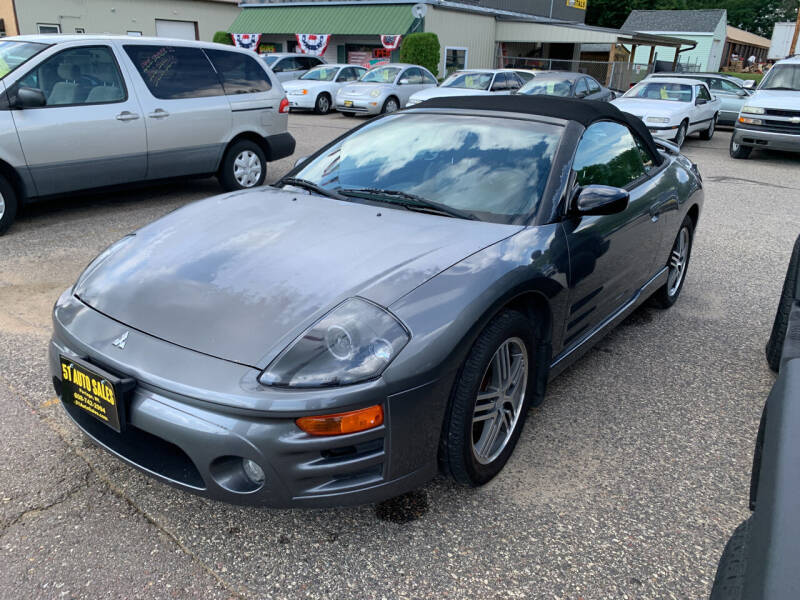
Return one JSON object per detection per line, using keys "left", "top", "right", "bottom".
{"left": 276, "top": 177, "right": 347, "bottom": 201}
{"left": 340, "top": 188, "right": 479, "bottom": 221}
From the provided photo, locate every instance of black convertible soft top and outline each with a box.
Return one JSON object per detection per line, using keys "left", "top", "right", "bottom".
{"left": 415, "top": 95, "right": 664, "bottom": 165}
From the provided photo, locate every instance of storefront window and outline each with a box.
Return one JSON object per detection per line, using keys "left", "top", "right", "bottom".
{"left": 445, "top": 47, "right": 467, "bottom": 76}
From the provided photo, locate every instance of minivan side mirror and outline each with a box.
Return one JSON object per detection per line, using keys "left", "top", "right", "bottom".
{"left": 13, "top": 86, "right": 46, "bottom": 108}
{"left": 573, "top": 185, "right": 629, "bottom": 216}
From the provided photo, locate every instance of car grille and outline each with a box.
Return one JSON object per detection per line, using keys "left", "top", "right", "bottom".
{"left": 764, "top": 108, "right": 800, "bottom": 118}
{"left": 751, "top": 120, "right": 800, "bottom": 134}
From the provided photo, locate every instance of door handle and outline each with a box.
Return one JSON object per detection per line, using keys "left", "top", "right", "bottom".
{"left": 148, "top": 109, "right": 169, "bottom": 119}
{"left": 115, "top": 111, "right": 140, "bottom": 121}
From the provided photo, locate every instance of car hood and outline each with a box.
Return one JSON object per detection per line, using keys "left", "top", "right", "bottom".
{"left": 340, "top": 82, "right": 389, "bottom": 95}
{"left": 75, "top": 188, "right": 520, "bottom": 368}
{"left": 282, "top": 79, "right": 330, "bottom": 91}
{"left": 611, "top": 98, "right": 687, "bottom": 119}
{"left": 410, "top": 87, "right": 490, "bottom": 102}
{"left": 745, "top": 89, "right": 800, "bottom": 110}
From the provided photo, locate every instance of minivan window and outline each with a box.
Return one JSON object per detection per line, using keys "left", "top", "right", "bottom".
{"left": 15, "top": 45, "right": 126, "bottom": 106}
{"left": 573, "top": 121, "right": 646, "bottom": 189}
{"left": 0, "top": 41, "right": 49, "bottom": 80}
{"left": 124, "top": 45, "right": 224, "bottom": 99}
{"left": 205, "top": 49, "right": 271, "bottom": 95}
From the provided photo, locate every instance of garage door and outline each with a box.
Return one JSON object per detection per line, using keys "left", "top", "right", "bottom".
{"left": 155, "top": 19, "right": 197, "bottom": 40}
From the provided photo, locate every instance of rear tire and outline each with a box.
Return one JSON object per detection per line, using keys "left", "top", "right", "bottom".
{"left": 709, "top": 518, "right": 751, "bottom": 600}
{"left": 442, "top": 310, "right": 536, "bottom": 486}
{"left": 0, "top": 175, "right": 18, "bottom": 236}
{"left": 765, "top": 234, "right": 800, "bottom": 371}
{"left": 314, "top": 93, "right": 331, "bottom": 115}
{"left": 700, "top": 114, "right": 716, "bottom": 140}
{"left": 218, "top": 140, "right": 267, "bottom": 192}
{"left": 730, "top": 136, "right": 752, "bottom": 159}
{"left": 652, "top": 215, "right": 694, "bottom": 308}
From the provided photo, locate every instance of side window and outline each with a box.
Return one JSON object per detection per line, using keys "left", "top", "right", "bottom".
{"left": 124, "top": 45, "right": 223, "bottom": 99}
{"left": 491, "top": 73, "right": 507, "bottom": 91}
{"left": 273, "top": 57, "right": 300, "bottom": 73}
{"left": 697, "top": 85, "right": 712, "bottom": 100}
{"left": 587, "top": 77, "right": 602, "bottom": 93}
{"left": 404, "top": 68, "right": 423, "bottom": 84}
{"left": 335, "top": 67, "right": 351, "bottom": 82}
{"left": 16, "top": 45, "right": 126, "bottom": 106}
{"left": 307, "top": 57, "right": 324, "bottom": 69}
{"left": 634, "top": 136, "right": 655, "bottom": 174}
{"left": 354, "top": 67, "right": 367, "bottom": 80}
{"left": 573, "top": 121, "right": 646, "bottom": 189}
{"left": 421, "top": 70, "right": 437, "bottom": 85}
{"left": 718, "top": 79, "right": 743, "bottom": 93}
{"left": 205, "top": 49, "right": 271, "bottom": 95}
{"left": 506, "top": 73, "right": 522, "bottom": 90}
{"left": 575, "top": 78, "right": 589, "bottom": 97}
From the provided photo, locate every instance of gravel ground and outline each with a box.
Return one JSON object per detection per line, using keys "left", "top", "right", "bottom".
{"left": 1, "top": 113, "right": 798, "bottom": 600}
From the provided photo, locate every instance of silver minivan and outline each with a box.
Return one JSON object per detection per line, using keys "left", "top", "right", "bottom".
{"left": 261, "top": 53, "right": 325, "bottom": 82}
{"left": 0, "top": 35, "right": 296, "bottom": 234}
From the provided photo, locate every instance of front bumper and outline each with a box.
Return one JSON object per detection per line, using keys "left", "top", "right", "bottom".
{"left": 49, "top": 292, "right": 447, "bottom": 507}
{"left": 264, "top": 132, "right": 296, "bottom": 162}
{"left": 733, "top": 125, "right": 800, "bottom": 153}
{"left": 335, "top": 97, "right": 382, "bottom": 115}
{"left": 286, "top": 93, "right": 316, "bottom": 110}
{"left": 647, "top": 124, "right": 681, "bottom": 140}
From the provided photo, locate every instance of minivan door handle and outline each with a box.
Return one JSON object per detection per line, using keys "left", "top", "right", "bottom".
{"left": 148, "top": 109, "right": 170, "bottom": 119}
{"left": 115, "top": 111, "right": 140, "bottom": 121}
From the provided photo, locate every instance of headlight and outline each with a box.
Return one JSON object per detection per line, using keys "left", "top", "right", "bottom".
{"left": 370, "top": 88, "right": 382, "bottom": 97}
{"left": 741, "top": 105, "right": 765, "bottom": 115}
{"left": 646, "top": 116, "right": 670, "bottom": 123}
{"left": 259, "top": 298, "right": 410, "bottom": 388}
{"left": 738, "top": 116, "right": 763, "bottom": 125}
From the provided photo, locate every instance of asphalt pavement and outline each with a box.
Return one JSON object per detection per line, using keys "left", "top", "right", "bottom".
{"left": 1, "top": 113, "right": 798, "bottom": 599}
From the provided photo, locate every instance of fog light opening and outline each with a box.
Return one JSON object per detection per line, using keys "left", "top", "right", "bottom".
{"left": 242, "top": 459, "right": 265, "bottom": 485}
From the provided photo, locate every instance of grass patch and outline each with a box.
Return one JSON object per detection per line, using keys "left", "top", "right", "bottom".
{"left": 720, "top": 71, "right": 764, "bottom": 83}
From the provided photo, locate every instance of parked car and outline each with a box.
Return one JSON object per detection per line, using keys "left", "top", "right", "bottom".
{"left": 516, "top": 71, "right": 615, "bottom": 101}
{"left": 283, "top": 64, "right": 366, "bottom": 114}
{"left": 729, "top": 55, "right": 800, "bottom": 159}
{"left": 647, "top": 72, "right": 752, "bottom": 125}
{"left": 50, "top": 95, "right": 703, "bottom": 507}
{"left": 709, "top": 235, "right": 800, "bottom": 600}
{"left": 0, "top": 35, "right": 295, "bottom": 235}
{"left": 612, "top": 78, "right": 721, "bottom": 146}
{"left": 405, "top": 69, "right": 526, "bottom": 106}
{"left": 261, "top": 52, "right": 325, "bottom": 82}
{"left": 335, "top": 63, "right": 437, "bottom": 116}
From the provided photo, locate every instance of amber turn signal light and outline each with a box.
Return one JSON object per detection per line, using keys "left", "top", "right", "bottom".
{"left": 296, "top": 405, "right": 384, "bottom": 436}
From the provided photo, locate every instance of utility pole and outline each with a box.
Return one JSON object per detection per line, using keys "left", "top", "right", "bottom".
{"left": 791, "top": 1, "right": 800, "bottom": 55}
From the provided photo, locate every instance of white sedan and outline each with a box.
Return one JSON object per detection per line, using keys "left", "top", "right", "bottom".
{"left": 283, "top": 64, "right": 367, "bottom": 114}
{"left": 405, "top": 69, "right": 531, "bottom": 106}
{"left": 611, "top": 77, "right": 721, "bottom": 146}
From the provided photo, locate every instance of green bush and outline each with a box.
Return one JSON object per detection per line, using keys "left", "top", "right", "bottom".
{"left": 399, "top": 33, "right": 440, "bottom": 77}
{"left": 212, "top": 31, "right": 234, "bottom": 45}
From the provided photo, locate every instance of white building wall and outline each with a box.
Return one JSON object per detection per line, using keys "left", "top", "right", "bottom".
{"left": 425, "top": 7, "right": 497, "bottom": 74}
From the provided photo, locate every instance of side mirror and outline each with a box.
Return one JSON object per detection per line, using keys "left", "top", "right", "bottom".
{"left": 573, "top": 185, "right": 629, "bottom": 216}
{"left": 575, "top": 90, "right": 588, "bottom": 99}
{"left": 293, "top": 156, "right": 309, "bottom": 168}
{"left": 398, "top": 78, "right": 410, "bottom": 85}
{"left": 695, "top": 97, "right": 707, "bottom": 105}
{"left": 13, "top": 86, "right": 46, "bottom": 108}
{"left": 743, "top": 80, "right": 755, "bottom": 89}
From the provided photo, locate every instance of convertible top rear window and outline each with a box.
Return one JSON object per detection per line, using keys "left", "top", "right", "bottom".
{"left": 294, "top": 113, "right": 562, "bottom": 223}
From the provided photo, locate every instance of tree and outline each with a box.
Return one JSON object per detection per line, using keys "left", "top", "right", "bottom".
{"left": 399, "top": 33, "right": 440, "bottom": 77}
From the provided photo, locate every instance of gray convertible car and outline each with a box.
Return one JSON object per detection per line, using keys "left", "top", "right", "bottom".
{"left": 50, "top": 96, "right": 703, "bottom": 507}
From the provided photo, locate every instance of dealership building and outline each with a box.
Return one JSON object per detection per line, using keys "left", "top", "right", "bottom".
{"left": 229, "top": 0, "right": 688, "bottom": 81}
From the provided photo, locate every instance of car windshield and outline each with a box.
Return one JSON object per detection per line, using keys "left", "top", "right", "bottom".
{"left": 760, "top": 64, "right": 800, "bottom": 91}
{"left": 0, "top": 41, "right": 49, "bottom": 80}
{"left": 518, "top": 77, "right": 573, "bottom": 97}
{"left": 360, "top": 66, "right": 401, "bottom": 83}
{"left": 300, "top": 66, "right": 338, "bottom": 81}
{"left": 441, "top": 72, "right": 493, "bottom": 90}
{"left": 625, "top": 82, "right": 692, "bottom": 102}
{"left": 263, "top": 55, "right": 279, "bottom": 66}
{"left": 292, "top": 113, "right": 561, "bottom": 224}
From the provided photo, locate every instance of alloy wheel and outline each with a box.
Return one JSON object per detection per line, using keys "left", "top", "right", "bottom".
{"left": 471, "top": 337, "right": 528, "bottom": 465}
{"left": 0, "top": 191, "right": 4, "bottom": 221}
{"left": 384, "top": 98, "right": 398, "bottom": 113}
{"left": 675, "top": 123, "right": 687, "bottom": 147}
{"left": 317, "top": 95, "right": 330, "bottom": 114}
{"left": 667, "top": 226, "right": 690, "bottom": 297}
{"left": 233, "top": 150, "right": 262, "bottom": 188}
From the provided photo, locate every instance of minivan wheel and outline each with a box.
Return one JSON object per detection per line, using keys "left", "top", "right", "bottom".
{"left": 219, "top": 140, "right": 267, "bottom": 191}
{"left": 0, "top": 175, "right": 18, "bottom": 236}
{"left": 442, "top": 309, "right": 535, "bottom": 486}
{"left": 314, "top": 93, "right": 331, "bottom": 115}
{"left": 730, "top": 136, "right": 752, "bottom": 159}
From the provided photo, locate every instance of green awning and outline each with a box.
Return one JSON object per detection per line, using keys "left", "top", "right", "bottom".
{"left": 229, "top": 5, "right": 415, "bottom": 35}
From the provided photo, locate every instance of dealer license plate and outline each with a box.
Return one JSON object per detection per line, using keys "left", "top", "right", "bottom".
{"left": 59, "top": 356, "right": 132, "bottom": 432}
{"left": 344, "top": 100, "right": 353, "bottom": 107}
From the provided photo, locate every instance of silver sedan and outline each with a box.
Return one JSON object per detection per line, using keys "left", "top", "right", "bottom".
{"left": 335, "top": 63, "right": 437, "bottom": 116}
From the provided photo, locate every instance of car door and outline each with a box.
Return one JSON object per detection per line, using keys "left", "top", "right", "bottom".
{"left": 8, "top": 43, "right": 147, "bottom": 196}
{"left": 560, "top": 121, "right": 665, "bottom": 348}
{"left": 692, "top": 84, "right": 715, "bottom": 132}
{"left": 707, "top": 77, "right": 747, "bottom": 124}
{"left": 119, "top": 43, "right": 232, "bottom": 180}
{"left": 574, "top": 77, "right": 589, "bottom": 99}
{"left": 396, "top": 67, "right": 426, "bottom": 104}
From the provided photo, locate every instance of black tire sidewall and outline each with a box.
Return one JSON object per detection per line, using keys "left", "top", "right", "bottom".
{"left": 730, "top": 135, "right": 752, "bottom": 159}
{"left": 0, "top": 175, "right": 18, "bottom": 236}
{"left": 675, "top": 121, "right": 688, "bottom": 147}
{"left": 219, "top": 140, "right": 267, "bottom": 192}
{"left": 444, "top": 310, "right": 536, "bottom": 486}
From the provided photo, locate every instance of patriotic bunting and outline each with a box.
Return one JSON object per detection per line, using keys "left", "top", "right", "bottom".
{"left": 230, "top": 33, "right": 262, "bottom": 51}
{"left": 295, "top": 34, "right": 331, "bottom": 56}
{"left": 380, "top": 35, "right": 402, "bottom": 50}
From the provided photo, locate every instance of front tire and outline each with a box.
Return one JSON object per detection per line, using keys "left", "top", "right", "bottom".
{"left": 218, "top": 140, "right": 267, "bottom": 191}
{"left": 314, "top": 93, "right": 331, "bottom": 115}
{"left": 0, "top": 175, "right": 18, "bottom": 236}
{"left": 674, "top": 120, "right": 688, "bottom": 147}
{"left": 730, "top": 136, "right": 752, "bottom": 159}
{"left": 765, "top": 234, "right": 800, "bottom": 371}
{"left": 700, "top": 114, "right": 716, "bottom": 140}
{"left": 381, "top": 96, "right": 399, "bottom": 114}
{"left": 652, "top": 215, "right": 694, "bottom": 308}
{"left": 442, "top": 310, "right": 536, "bottom": 486}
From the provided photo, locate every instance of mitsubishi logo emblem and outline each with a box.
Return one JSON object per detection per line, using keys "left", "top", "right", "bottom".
{"left": 112, "top": 331, "right": 129, "bottom": 349}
